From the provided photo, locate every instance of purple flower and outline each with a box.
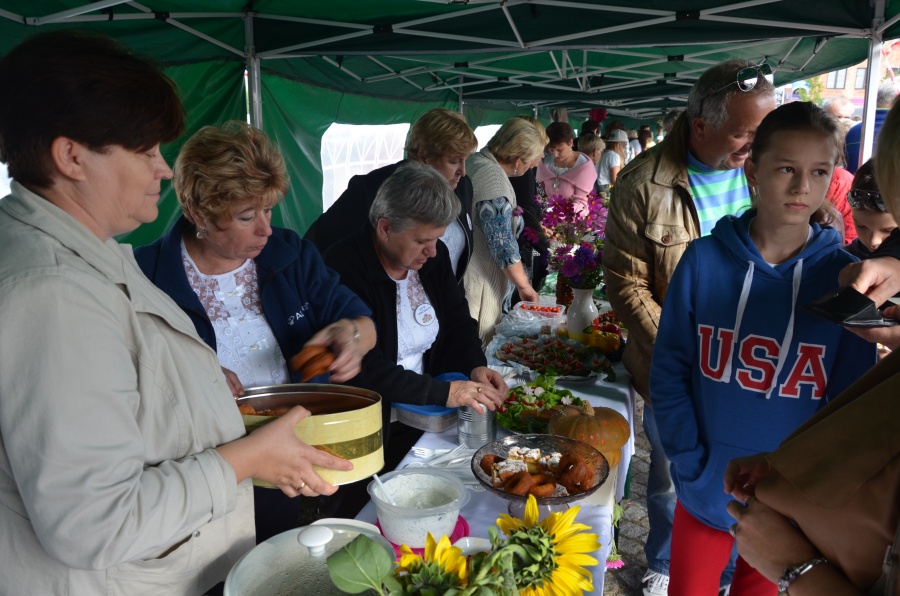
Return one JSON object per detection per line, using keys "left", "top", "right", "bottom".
{"left": 548, "top": 195, "right": 568, "bottom": 209}
{"left": 561, "top": 259, "right": 581, "bottom": 278}
{"left": 555, "top": 245, "right": 573, "bottom": 259}
{"left": 512, "top": 205, "right": 524, "bottom": 217}
{"left": 574, "top": 245, "right": 594, "bottom": 267}
{"left": 568, "top": 274, "right": 585, "bottom": 287}
{"left": 544, "top": 210, "right": 564, "bottom": 228}
{"left": 522, "top": 226, "right": 540, "bottom": 244}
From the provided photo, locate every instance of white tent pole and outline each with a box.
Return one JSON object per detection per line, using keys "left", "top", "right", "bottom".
{"left": 30, "top": 0, "right": 130, "bottom": 25}
{"left": 244, "top": 12, "right": 263, "bottom": 129}
{"left": 859, "top": 0, "right": 886, "bottom": 168}
{"left": 458, "top": 76, "right": 464, "bottom": 115}
{"left": 860, "top": 42, "right": 883, "bottom": 169}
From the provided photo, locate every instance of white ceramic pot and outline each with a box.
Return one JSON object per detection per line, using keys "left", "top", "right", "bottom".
{"left": 566, "top": 287, "right": 599, "bottom": 344}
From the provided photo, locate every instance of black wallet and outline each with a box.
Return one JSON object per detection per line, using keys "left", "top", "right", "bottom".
{"left": 803, "top": 287, "right": 899, "bottom": 328}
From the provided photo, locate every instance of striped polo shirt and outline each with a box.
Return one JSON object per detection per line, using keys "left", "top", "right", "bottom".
{"left": 687, "top": 152, "right": 752, "bottom": 236}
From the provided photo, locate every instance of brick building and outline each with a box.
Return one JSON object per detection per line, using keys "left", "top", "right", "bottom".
{"left": 816, "top": 40, "right": 900, "bottom": 115}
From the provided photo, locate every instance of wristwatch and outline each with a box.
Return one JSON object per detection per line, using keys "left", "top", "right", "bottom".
{"left": 777, "top": 557, "right": 829, "bottom": 595}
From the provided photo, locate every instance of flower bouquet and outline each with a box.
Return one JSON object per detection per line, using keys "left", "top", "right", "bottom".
{"left": 326, "top": 494, "right": 601, "bottom": 595}
{"left": 525, "top": 191, "right": 607, "bottom": 301}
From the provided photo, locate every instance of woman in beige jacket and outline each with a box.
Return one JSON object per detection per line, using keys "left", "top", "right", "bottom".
{"left": 0, "top": 31, "right": 351, "bottom": 595}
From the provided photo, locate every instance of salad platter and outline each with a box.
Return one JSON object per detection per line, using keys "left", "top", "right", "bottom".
{"left": 496, "top": 375, "right": 585, "bottom": 434}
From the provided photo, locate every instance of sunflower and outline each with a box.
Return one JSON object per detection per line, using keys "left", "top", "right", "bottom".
{"left": 397, "top": 533, "right": 468, "bottom": 587}
{"left": 496, "top": 495, "right": 601, "bottom": 596}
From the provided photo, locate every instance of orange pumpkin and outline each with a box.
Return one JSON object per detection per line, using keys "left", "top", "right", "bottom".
{"left": 548, "top": 403, "right": 630, "bottom": 469}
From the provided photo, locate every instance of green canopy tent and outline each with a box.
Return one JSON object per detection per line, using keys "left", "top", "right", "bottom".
{"left": 1, "top": 0, "right": 898, "bottom": 243}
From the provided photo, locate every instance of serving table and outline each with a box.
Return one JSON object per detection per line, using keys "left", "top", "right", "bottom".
{"left": 357, "top": 362, "right": 633, "bottom": 594}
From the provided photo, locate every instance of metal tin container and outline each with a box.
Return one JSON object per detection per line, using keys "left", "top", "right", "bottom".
{"left": 457, "top": 405, "right": 496, "bottom": 448}
{"left": 237, "top": 383, "right": 383, "bottom": 486}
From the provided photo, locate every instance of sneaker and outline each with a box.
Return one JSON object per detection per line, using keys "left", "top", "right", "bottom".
{"left": 642, "top": 570, "right": 670, "bottom": 596}
{"left": 719, "top": 585, "right": 731, "bottom": 596}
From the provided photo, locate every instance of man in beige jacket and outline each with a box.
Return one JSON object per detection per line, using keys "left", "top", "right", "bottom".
{"left": 603, "top": 59, "right": 776, "bottom": 596}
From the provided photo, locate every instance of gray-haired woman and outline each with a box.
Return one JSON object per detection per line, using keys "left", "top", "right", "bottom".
{"left": 323, "top": 162, "right": 507, "bottom": 463}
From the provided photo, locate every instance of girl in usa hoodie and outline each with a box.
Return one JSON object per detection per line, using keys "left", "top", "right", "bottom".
{"left": 650, "top": 102, "right": 877, "bottom": 596}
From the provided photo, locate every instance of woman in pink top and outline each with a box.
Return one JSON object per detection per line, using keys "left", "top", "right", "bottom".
{"left": 536, "top": 122, "right": 598, "bottom": 214}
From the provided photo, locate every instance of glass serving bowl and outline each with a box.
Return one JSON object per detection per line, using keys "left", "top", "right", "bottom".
{"left": 470, "top": 434, "right": 610, "bottom": 518}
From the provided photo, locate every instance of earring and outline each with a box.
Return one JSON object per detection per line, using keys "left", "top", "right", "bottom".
{"left": 196, "top": 227, "right": 207, "bottom": 240}
{"left": 513, "top": 168, "right": 518, "bottom": 176}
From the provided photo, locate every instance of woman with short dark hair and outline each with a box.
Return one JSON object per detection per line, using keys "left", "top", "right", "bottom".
{"left": 0, "top": 31, "right": 353, "bottom": 593}
{"left": 324, "top": 162, "right": 505, "bottom": 428}
{"left": 536, "top": 121, "right": 598, "bottom": 208}
{"left": 306, "top": 108, "right": 479, "bottom": 283}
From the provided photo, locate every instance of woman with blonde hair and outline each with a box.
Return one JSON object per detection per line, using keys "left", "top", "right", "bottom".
{"left": 464, "top": 117, "right": 546, "bottom": 344}
{"left": 306, "top": 108, "right": 478, "bottom": 284}
{"left": 135, "top": 121, "right": 375, "bottom": 542}
{"left": 597, "top": 129, "right": 628, "bottom": 193}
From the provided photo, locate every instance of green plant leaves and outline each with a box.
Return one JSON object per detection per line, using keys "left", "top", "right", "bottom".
{"left": 327, "top": 535, "right": 394, "bottom": 594}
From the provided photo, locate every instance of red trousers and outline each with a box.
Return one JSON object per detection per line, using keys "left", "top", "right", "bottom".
{"left": 669, "top": 502, "right": 777, "bottom": 596}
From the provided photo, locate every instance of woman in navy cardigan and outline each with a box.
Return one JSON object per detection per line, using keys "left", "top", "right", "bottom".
{"left": 134, "top": 121, "right": 375, "bottom": 543}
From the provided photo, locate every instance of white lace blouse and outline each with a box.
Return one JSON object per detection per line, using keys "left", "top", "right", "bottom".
{"left": 440, "top": 220, "right": 466, "bottom": 276}
{"left": 395, "top": 269, "right": 440, "bottom": 374}
{"left": 181, "top": 241, "right": 289, "bottom": 388}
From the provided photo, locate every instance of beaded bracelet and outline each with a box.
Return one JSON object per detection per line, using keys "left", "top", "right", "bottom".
{"left": 777, "top": 557, "right": 828, "bottom": 595}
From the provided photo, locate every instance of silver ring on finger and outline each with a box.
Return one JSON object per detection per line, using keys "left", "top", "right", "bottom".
{"left": 729, "top": 523, "right": 737, "bottom": 537}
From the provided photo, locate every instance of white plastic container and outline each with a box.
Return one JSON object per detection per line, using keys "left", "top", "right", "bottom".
{"left": 367, "top": 469, "right": 470, "bottom": 548}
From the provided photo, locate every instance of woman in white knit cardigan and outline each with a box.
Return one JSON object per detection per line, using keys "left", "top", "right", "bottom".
{"left": 463, "top": 117, "right": 548, "bottom": 346}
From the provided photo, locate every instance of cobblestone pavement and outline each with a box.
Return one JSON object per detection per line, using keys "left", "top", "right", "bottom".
{"left": 603, "top": 395, "right": 650, "bottom": 596}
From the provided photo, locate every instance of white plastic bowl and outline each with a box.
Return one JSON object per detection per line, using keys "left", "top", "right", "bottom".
{"left": 367, "top": 468, "right": 470, "bottom": 548}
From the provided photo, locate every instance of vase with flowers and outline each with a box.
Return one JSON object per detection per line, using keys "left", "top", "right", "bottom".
{"left": 525, "top": 191, "right": 607, "bottom": 340}
{"left": 326, "top": 494, "right": 601, "bottom": 595}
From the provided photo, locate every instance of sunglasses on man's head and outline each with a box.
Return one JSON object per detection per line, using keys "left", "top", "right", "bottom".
{"left": 698, "top": 63, "right": 774, "bottom": 117}
{"left": 847, "top": 188, "right": 887, "bottom": 212}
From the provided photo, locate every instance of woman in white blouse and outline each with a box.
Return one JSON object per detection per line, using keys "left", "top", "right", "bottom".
{"left": 134, "top": 121, "right": 376, "bottom": 542}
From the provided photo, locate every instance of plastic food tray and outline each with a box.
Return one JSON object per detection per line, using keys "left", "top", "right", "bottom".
{"left": 513, "top": 301, "right": 565, "bottom": 318}
{"left": 393, "top": 403, "right": 458, "bottom": 432}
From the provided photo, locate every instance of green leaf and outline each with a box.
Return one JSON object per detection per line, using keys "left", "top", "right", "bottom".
{"left": 535, "top": 374, "right": 557, "bottom": 391}
{"left": 383, "top": 574, "right": 404, "bottom": 595}
{"left": 326, "top": 534, "right": 393, "bottom": 594}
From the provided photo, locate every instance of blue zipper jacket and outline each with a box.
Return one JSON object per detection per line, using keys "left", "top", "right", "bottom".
{"left": 650, "top": 209, "right": 876, "bottom": 531}
{"left": 133, "top": 216, "right": 371, "bottom": 384}
{"left": 844, "top": 108, "right": 888, "bottom": 174}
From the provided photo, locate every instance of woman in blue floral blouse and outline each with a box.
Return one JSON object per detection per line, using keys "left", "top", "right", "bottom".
{"left": 463, "top": 117, "right": 548, "bottom": 346}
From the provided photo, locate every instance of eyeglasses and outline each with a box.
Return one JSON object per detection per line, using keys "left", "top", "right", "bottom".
{"left": 847, "top": 188, "right": 887, "bottom": 212}
{"left": 698, "top": 63, "right": 774, "bottom": 117}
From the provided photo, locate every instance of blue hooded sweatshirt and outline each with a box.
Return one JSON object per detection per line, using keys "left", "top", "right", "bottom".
{"left": 650, "top": 209, "right": 876, "bottom": 531}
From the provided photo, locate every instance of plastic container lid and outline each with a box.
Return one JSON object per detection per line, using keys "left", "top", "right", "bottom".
{"left": 392, "top": 403, "right": 456, "bottom": 416}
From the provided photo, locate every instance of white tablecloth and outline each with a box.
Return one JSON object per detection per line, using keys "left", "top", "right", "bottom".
{"left": 557, "top": 364, "right": 635, "bottom": 501}
{"left": 356, "top": 363, "right": 633, "bottom": 594}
